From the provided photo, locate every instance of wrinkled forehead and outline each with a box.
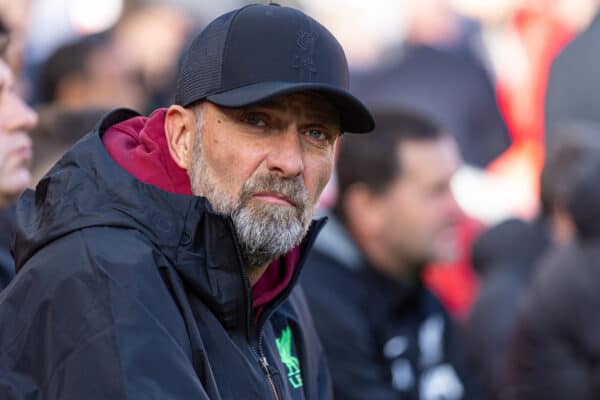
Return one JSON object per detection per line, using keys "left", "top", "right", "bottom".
{"left": 255, "top": 91, "right": 341, "bottom": 126}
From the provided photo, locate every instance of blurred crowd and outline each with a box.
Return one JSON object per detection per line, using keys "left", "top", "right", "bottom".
{"left": 2, "top": 0, "right": 600, "bottom": 398}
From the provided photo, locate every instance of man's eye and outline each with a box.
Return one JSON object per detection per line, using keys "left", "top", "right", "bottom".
{"left": 305, "top": 128, "right": 326, "bottom": 141}
{"left": 243, "top": 116, "right": 267, "bottom": 127}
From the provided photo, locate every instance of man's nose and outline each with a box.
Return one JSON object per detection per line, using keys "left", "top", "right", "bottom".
{"left": 265, "top": 128, "right": 304, "bottom": 178}
{"left": 5, "top": 93, "right": 38, "bottom": 133}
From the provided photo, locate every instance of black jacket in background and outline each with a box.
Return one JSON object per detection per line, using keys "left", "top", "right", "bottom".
{"left": 505, "top": 239, "right": 600, "bottom": 400}
{"left": 545, "top": 12, "right": 600, "bottom": 146}
{"left": 0, "top": 204, "right": 16, "bottom": 289}
{"left": 352, "top": 44, "right": 510, "bottom": 168}
{"left": 464, "top": 217, "right": 549, "bottom": 400}
{"left": 301, "top": 215, "right": 478, "bottom": 400}
{"left": 0, "top": 109, "right": 332, "bottom": 400}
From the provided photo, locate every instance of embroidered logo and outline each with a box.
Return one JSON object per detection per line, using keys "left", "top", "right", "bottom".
{"left": 292, "top": 30, "right": 318, "bottom": 80}
{"left": 276, "top": 326, "right": 303, "bottom": 389}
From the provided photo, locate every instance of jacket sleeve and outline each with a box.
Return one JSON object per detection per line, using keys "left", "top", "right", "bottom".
{"left": 0, "top": 228, "right": 210, "bottom": 400}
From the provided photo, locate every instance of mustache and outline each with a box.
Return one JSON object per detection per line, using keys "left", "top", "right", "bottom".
{"left": 239, "top": 173, "right": 308, "bottom": 212}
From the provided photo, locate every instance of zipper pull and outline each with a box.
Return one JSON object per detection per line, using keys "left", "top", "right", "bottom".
{"left": 259, "top": 356, "right": 270, "bottom": 374}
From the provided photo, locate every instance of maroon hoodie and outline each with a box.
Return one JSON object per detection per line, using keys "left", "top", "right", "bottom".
{"left": 102, "top": 108, "right": 300, "bottom": 321}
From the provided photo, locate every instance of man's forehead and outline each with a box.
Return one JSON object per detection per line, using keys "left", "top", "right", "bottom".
{"left": 397, "top": 136, "right": 460, "bottom": 178}
{"left": 253, "top": 91, "right": 340, "bottom": 123}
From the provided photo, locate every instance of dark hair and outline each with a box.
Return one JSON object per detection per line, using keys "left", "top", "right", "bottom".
{"left": 540, "top": 122, "right": 600, "bottom": 217}
{"left": 37, "top": 32, "right": 112, "bottom": 104}
{"left": 334, "top": 107, "right": 445, "bottom": 219}
{"left": 569, "top": 156, "right": 600, "bottom": 240}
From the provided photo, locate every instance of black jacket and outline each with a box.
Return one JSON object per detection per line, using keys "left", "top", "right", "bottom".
{"left": 505, "top": 239, "right": 600, "bottom": 400}
{"left": 0, "top": 109, "right": 332, "bottom": 400}
{"left": 352, "top": 44, "right": 510, "bottom": 168}
{"left": 301, "top": 215, "right": 477, "bottom": 400}
{"left": 464, "top": 218, "right": 549, "bottom": 400}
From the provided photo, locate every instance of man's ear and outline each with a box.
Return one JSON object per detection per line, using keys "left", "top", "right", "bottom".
{"left": 165, "top": 105, "right": 197, "bottom": 170}
{"left": 344, "top": 183, "right": 385, "bottom": 237}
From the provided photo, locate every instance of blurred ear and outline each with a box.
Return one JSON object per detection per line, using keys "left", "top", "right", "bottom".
{"left": 551, "top": 205, "right": 575, "bottom": 246}
{"left": 165, "top": 105, "right": 197, "bottom": 170}
{"left": 344, "top": 183, "right": 386, "bottom": 237}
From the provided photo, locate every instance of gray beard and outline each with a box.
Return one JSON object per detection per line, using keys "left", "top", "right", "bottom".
{"left": 228, "top": 175, "right": 311, "bottom": 268}
{"left": 189, "top": 135, "right": 313, "bottom": 269}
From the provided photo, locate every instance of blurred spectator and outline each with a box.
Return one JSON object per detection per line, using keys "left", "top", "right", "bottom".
{"left": 545, "top": 8, "right": 600, "bottom": 148}
{"left": 0, "top": 18, "right": 37, "bottom": 289}
{"left": 112, "top": 4, "right": 192, "bottom": 111}
{"left": 506, "top": 219, "right": 600, "bottom": 397}
{"left": 302, "top": 109, "right": 479, "bottom": 399}
{"left": 465, "top": 124, "right": 600, "bottom": 399}
{"left": 352, "top": 0, "right": 510, "bottom": 169}
{"left": 349, "top": 1, "right": 510, "bottom": 318}
{"left": 464, "top": 218, "right": 548, "bottom": 400}
{"left": 0, "top": 0, "right": 32, "bottom": 90}
{"left": 37, "top": 31, "right": 144, "bottom": 110}
{"left": 28, "top": 106, "right": 109, "bottom": 183}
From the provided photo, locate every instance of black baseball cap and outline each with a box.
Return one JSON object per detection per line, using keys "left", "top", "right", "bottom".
{"left": 174, "top": 3, "right": 374, "bottom": 133}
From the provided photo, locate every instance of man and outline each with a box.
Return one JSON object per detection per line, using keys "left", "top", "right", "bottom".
{"left": 302, "top": 109, "right": 477, "bottom": 399}
{"left": 0, "top": 4, "right": 374, "bottom": 399}
{"left": 0, "top": 19, "right": 37, "bottom": 289}
{"left": 465, "top": 122, "right": 600, "bottom": 400}
{"left": 503, "top": 127, "right": 600, "bottom": 400}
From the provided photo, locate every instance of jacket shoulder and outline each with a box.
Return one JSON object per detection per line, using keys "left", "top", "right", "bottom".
{"left": 0, "top": 227, "right": 198, "bottom": 399}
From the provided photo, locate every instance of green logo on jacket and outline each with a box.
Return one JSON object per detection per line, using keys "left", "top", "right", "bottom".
{"left": 276, "top": 326, "right": 303, "bottom": 389}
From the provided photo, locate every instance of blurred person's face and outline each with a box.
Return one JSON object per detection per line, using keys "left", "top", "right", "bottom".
{"left": 114, "top": 6, "right": 190, "bottom": 89}
{"left": 57, "top": 43, "right": 145, "bottom": 110}
{"left": 166, "top": 92, "right": 340, "bottom": 272}
{"left": 84, "top": 44, "right": 144, "bottom": 110}
{"left": 0, "top": 59, "right": 37, "bottom": 207}
{"left": 374, "top": 135, "right": 462, "bottom": 268}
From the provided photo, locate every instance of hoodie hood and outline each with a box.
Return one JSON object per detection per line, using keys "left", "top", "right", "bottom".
{"left": 102, "top": 108, "right": 192, "bottom": 195}
{"left": 13, "top": 108, "right": 323, "bottom": 330}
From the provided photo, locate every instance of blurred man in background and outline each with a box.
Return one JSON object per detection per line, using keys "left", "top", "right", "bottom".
{"left": 505, "top": 134, "right": 600, "bottom": 399}
{"left": 302, "top": 108, "right": 478, "bottom": 399}
{"left": 465, "top": 124, "right": 600, "bottom": 399}
{"left": 0, "top": 18, "right": 37, "bottom": 289}
{"left": 37, "top": 31, "right": 144, "bottom": 111}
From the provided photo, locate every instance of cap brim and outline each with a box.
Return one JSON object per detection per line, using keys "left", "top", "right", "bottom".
{"left": 205, "top": 82, "right": 375, "bottom": 133}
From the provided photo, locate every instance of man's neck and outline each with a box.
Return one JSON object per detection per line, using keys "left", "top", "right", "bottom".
{"left": 364, "top": 248, "right": 420, "bottom": 283}
{"left": 246, "top": 263, "right": 270, "bottom": 287}
{"left": 350, "top": 229, "right": 422, "bottom": 283}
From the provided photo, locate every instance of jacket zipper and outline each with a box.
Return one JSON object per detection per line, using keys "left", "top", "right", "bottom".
{"left": 253, "top": 333, "right": 280, "bottom": 400}
{"left": 228, "top": 219, "right": 280, "bottom": 400}
{"left": 225, "top": 218, "right": 327, "bottom": 400}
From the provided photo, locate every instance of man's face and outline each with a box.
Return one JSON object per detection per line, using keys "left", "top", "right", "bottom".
{"left": 0, "top": 60, "right": 37, "bottom": 206}
{"left": 188, "top": 92, "right": 340, "bottom": 268}
{"left": 376, "top": 135, "right": 462, "bottom": 267}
